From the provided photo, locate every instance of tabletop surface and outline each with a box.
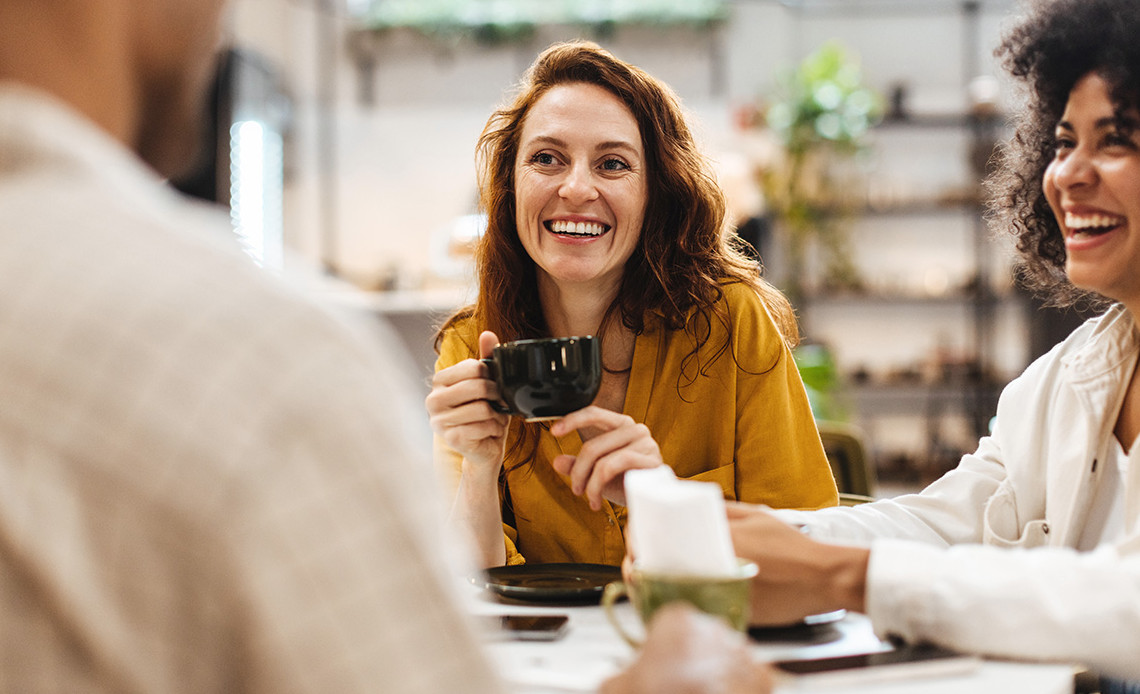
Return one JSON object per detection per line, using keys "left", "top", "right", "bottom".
{"left": 464, "top": 584, "right": 1076, "bottom": 694}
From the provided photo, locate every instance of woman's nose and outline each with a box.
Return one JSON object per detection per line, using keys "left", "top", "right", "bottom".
{"left": 1052, "top": 147, "right": 1097, "bottom": 190}
{"left": 559, "top": 163, "right": 599, "bottom": 203}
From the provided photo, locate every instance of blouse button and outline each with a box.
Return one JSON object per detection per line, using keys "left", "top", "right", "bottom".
{"left": 1042, "top": 523, "right": 1050, "bottom": 535}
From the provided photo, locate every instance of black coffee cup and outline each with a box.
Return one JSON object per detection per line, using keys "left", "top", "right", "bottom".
{"left": 482, "top": 336, "right": 601, "bottom": 421}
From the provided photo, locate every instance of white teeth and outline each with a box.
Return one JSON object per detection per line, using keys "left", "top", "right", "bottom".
{"left": 549, "top": 220, "right": 607, "bottom": 236}
{"left": 1065, "top": 212, "right": 1125, "bottom": 230}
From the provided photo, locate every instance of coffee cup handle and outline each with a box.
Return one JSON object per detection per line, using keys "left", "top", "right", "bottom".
{"left": 602, "top": 581, "right": 643, "bottom": 649}
{"left": 479, "top": 358, "right": 511, "bottom": 415}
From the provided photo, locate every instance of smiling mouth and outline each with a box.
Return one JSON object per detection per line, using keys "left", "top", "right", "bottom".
{"left": 545, "top": 220, "right": 610, "bottom": 238}
{"left": 1066, "top": 212, "right": 1125, "bottom": 238}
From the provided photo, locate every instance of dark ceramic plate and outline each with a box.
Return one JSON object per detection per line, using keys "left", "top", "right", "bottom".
{"left": 800, "top": 609, "right": 847, "bottom": 627}
{"left": 747, "top": 609, "right": 848, "bottom": 643}
{"left": 481, "top": 563, "right": 622, "bottom": 603}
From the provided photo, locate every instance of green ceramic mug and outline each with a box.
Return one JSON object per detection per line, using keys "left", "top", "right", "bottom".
{"left": 601, "top": 559, "right": 758, "bottom": 648}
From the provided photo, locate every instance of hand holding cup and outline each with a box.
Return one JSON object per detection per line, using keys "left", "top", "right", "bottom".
{"left": 426, "top": 331, "right": 511, "bottom": 474}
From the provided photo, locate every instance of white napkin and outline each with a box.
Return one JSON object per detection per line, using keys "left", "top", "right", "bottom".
{"left": 624, "top": 466, "right": 738, "bottom": 577}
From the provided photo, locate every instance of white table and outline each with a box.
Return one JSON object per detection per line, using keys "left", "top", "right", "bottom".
{"left": 466, "top": 587, "right": 1076, "bottom": 694}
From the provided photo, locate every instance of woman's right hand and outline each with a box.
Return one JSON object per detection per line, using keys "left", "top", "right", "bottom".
{"left": 426, "top": 330, "right": 510, "bottom": 473}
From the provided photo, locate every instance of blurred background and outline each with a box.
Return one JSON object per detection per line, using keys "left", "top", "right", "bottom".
{"left": 199, "top": 0, "right": 1090, "bottom": 495}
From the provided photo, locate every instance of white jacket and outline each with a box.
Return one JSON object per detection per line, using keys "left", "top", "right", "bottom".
{"left": 781, "top": 304, "right": 1140, "bottom": 680}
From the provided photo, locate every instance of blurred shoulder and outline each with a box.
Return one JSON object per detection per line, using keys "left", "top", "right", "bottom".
{"left": 437, "top": 313, "right": 480, "bottom": 367}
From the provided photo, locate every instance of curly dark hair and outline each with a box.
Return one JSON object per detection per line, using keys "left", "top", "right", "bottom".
{"left": 988, "top": 0, "right": 1140, "bottom": 308}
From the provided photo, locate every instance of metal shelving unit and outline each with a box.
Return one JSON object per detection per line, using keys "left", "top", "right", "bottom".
{"left": 773, "top": 0, "right": 1023, "bottom": 480}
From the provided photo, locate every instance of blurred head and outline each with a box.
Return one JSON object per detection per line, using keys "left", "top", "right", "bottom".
{"left": 472, "top": 40, "right": 785, "bottom": 343}
{"left": 990, "top": 0, "right": 1140, "bottom": 308}
{"left": 131, "top": 0, "right": 229, "bottom": 178}
{"left": 0, "top": 0, "right": 228, "bottom": 180}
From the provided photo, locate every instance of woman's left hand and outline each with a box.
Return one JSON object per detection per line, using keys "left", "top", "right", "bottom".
{"left": 549, "top": 406, "right": 663, "bottom": 510}
{"left": 725, "top": 502, "right": 869, "bottom": 624}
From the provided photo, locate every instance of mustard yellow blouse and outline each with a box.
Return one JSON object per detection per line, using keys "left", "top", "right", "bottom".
{"left": 434, "top": 282, "right": 838, "bottom": 566}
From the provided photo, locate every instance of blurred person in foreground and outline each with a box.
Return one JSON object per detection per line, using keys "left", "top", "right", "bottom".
{"left": 426, "top": 41, "right": 837, "bottom": 569}
{"left": 0, "top": 2, "right": 770, "bottom": 692}
{"left": 721, "top": 0, "right": 1140, "bottom": 688}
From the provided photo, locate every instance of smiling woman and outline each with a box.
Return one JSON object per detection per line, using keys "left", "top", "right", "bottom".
{"left": 724, "top": 1, "right": 1140, "bottom": 687}
{"left": 425, "top": 40, "right": 838, "bottom": 570}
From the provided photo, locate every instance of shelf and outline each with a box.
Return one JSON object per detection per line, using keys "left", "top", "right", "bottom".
{"left": 846, "top": 379, "right": 1003, "bottom": 413}
{"left": 793, "top": 197, "right": 982, "bottom": 222}
{"left": 776, "top": 0, "right": 1017, "bottom": 16}
{"left": 858, "top": 199, "right": 982, "bottom": 215}
{"left": 800, "top": 194, "right": 982, "bottom": 214}
{"left": 775, "top": 0, "right": 1019, "bottom": 446}
{"left": 875, "top": 112, "right": 1006, "bottom": 130}
{"left": 802, "top": 290, "right": 1017, "bottom": 306}
{"left": 854, "top": 379, "right": 968, "bottom": 394}
{"left": 322, "top": 287, "right": 469, "bottom": 315}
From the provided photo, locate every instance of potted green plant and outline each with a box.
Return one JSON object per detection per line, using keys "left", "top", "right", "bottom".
{"left": 756, "top": 41, "right": 882, "bottom": 302}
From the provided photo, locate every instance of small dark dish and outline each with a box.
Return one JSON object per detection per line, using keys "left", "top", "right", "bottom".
{"left": 480, "top": 563, "right": 622, "bottom": 603}
{"left": 747, "top": 609, "right": 847, "bottom": 644}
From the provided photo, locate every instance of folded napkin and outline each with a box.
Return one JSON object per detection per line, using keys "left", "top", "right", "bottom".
{"left": 624, "top": 466, "right": 738, "bottom": 577}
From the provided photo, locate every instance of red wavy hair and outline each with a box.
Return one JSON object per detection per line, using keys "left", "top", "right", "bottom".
{"left": 437, "top": 40, "right": 797, "bottom": 361}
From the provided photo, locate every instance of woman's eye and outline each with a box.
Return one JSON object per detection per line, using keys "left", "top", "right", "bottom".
{"left": 1104, "top": 131, "right": 1138, "bottom": 149}
{"left": 600, "top": 158, "right": 630, "bottom": 171}
{"left": 530, "top": 152, "right": 557, "bottom": 166}
{"left": 1052, "top": 136, "right": 1074, "bottom": 155}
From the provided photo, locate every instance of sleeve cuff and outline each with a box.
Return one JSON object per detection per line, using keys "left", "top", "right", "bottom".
{"left": 864, "top": 539, "right": 949, "bottom": 644}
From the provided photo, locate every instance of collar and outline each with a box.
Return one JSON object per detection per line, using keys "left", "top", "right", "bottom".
{"left": 1063, "top": 305, "right": 1139, "bottom": 386}
{"left": 0, "top": 82, "right": 166, "bottom": 201}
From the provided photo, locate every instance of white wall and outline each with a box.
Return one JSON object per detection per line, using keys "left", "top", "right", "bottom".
{"left": 229, "top": 0, "right": 1019, "bottom": 285}
{"left": 229, "top": 0, "right": 1030, "bottom": 467}
{"left": 230, "top": 0, "right": 752, "bottom": 290}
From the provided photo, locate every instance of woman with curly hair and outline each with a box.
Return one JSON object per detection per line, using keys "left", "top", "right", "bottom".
{"left": 426, "top": 40, "right": 837, "bottom": 568}
{"left": 721, "top": 0, "right": 1140, "bottom": 687}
